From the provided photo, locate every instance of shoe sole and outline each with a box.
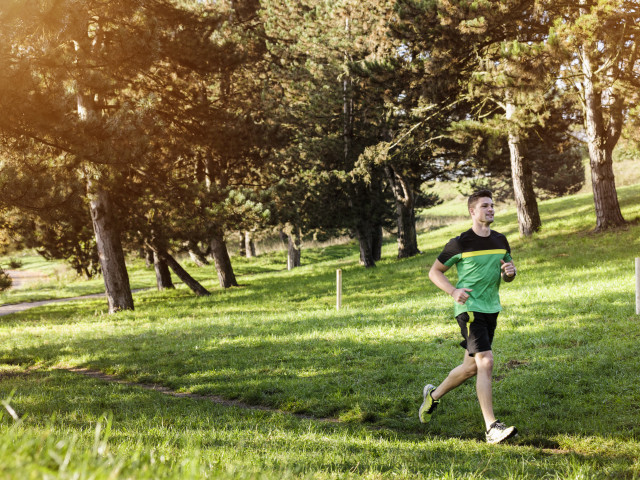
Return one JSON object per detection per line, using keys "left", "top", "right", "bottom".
{"left": 486, "top": 426, "right": 518, "bottom": 444}
{"left": 418, "top": 384, "right": 435, "bottom": 424}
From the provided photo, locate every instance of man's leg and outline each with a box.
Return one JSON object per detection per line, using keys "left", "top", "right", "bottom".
{"left": 474, "top": 350, "right": 496, "bottom": 430}
{"left": 419, "top": 350, "right": 477, "bottom": 423}
{"left": 478, "top": 350, "right": 517, "bottom": 443}
{"left": 431, "top": 350, "right": 477, "bottom": 401}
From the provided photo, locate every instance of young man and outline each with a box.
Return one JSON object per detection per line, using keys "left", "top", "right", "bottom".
{"left": 419, "top": 190, "right": 518, "bottom": 444}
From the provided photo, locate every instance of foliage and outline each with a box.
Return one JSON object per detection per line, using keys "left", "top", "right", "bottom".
{"left": 0, "top": 267, "right": 11, "bottom": 291}
{"left": 7, "top": 259, "right": 22, "bottom": 269}
{"left": 451, "top": 93, "right": 585, "bottom": 202}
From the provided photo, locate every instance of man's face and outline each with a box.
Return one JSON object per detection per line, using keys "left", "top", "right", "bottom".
{"left": 470, "top": 197, "right": 495, "bottom": 224}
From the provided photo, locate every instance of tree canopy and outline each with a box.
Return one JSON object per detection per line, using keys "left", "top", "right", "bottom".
{"left": 0, "top": 0, "right": 637, "bottom": 310}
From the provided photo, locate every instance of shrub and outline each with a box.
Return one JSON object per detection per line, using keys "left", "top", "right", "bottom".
{"left": 7, "top": 258, "right": 23, "bottom": 269}
{"left": 0, "top": 267, "right": 12, "bottom": 291}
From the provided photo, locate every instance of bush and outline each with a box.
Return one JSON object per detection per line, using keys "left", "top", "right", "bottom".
{"left": 0, "top": 267, "right": 12, "bottom": 291}
{"left": 7, "top": 258, "right": 22, "bottom": 269}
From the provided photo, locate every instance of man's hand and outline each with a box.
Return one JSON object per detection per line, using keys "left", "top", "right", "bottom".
{"left": 500, "top": 259, "right": 516, "bottom": 281}
{"left": 451, "top": 287, "right": 473, "bottom": 305}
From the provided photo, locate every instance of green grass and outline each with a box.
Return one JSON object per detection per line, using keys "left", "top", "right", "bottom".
{"left": 2, "top": 185, "right": 640, "bottom": 478}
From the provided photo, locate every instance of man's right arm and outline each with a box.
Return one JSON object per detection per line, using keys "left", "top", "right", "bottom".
{"left": 429, "top": 259, "right": 472, "bottom": 305}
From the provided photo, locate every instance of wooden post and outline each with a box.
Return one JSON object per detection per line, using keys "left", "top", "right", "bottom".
{"left": 636, "top": 258, "right": 640, "bottom": 315}
{"left": 336, "top": 269, "right": 342, "bottom": 311}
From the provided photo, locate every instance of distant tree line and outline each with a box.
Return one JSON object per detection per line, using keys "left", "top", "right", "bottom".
{"left": 0, "top": 0, "right": 637, "bottom": 312}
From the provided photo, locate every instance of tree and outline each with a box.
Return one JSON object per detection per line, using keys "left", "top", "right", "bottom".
{"left": 0, "top": 0, "right": 189, "bottom": 311}
{"left": 261, "top": 0, "right": 398, "bottom": 267}
{"left": 392, "top": 0, "right": 547, "bottom": 237}
{"left": 1, "top": 0, "right": 272, "bottom": 300}
{"left": 452, "top": 90, "right": 585, "bottom": 202}
{"left": 542, "top": 0, "right": 640, "bottom": 230}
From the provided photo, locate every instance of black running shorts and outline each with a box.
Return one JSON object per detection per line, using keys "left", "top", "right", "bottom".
{"left": 456, "top": 311, "right": 498, "bottom": 356}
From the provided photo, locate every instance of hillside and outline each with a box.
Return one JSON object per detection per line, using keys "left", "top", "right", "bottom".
{"left": 1, "top": 184, "right": 639, "bottom": 479}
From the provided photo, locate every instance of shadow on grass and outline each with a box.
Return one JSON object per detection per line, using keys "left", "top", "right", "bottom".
{"left": 2, "top": 368, "right": 633, "bottom": 479}
{"left": 2, "top": 200, "right": 640, "bottom": 455}
{"left": 2, "top": 281, "right": 638, "bottom": 445}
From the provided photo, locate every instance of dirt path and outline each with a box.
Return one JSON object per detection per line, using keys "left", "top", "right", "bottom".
{"left": 0, "top": 288, "right": 150, "bottom": 317}
{"left": 63, "top": 367, "right": 338, "bottom": 423}
{"left": 0, "top": 292, "right": 108, "bottom": 317}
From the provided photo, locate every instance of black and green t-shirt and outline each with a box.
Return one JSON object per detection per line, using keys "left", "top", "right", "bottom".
{"left": 437, "top": 228, "right": 512, "bottom": 317}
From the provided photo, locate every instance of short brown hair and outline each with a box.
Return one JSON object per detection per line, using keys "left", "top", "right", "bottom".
{"left": 468, "top": 189, "right": 493, "bottom": 211}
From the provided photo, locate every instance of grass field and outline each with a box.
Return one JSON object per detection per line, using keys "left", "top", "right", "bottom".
{"left": 1, "top": 184, "right": 640, "bottom": 478}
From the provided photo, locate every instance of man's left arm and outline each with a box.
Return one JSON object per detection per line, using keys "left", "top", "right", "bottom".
{"left": 500, "top": 259, "right": 516, "bottom": 282}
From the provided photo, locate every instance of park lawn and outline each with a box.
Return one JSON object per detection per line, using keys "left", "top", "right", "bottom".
{"left": 1, "top": 184, "right": 640, "bottom": 478}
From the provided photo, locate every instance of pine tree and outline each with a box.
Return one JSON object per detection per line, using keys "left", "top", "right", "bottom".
{"left": 392, "top": 0, "right": 551, "bottom": 237}
{"left": 0, "top": 0, "right": 190, "bottom": 311}
{"left": 261, "top": 0, "right": 398, "bottom": 267}
{"left": 540, "top": 0, "right": 639, "bottom": 230}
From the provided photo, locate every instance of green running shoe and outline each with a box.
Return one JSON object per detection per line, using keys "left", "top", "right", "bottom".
{"left": 418, "top": 384, "right": 439, "bottom": 423}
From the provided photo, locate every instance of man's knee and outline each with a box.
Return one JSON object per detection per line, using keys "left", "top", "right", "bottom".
{"left": 462, "top": 353, "right": 478, "bottom": 378}
{"left": 474, "top": 351, "right": 494, "bottom": 371}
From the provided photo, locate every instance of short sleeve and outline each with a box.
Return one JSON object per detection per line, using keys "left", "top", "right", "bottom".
{"left": 501, "top": 235, "right": 512, "bottom": 262}
{"left": 437, "top": 237, "right": 462, "bottom": 267}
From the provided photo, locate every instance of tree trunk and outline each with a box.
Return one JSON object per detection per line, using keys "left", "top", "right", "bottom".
{"left": 355, "top": 221, "right": 376, "bottom": 268}
{"left": 245, "top": 231, "right": 256, "bottom": 258}
{"left": 210, "top": 227, "right": 238, "bottom": 288}
{"left": 144, "top": 249, "right": 154, "bottom": 268}
{"left": 186, "top": 239, "right": 209, "bottom": 267}
{"left": 88, "top": 186, "right": 134, "bottom": 313}
{"left": 506, "top": 99, "right": 541, "bottom": 237}
{"left": 581, "top": 50, "right": 626, "bottom": 231}
{"left": 385, "top": 166, "right": 419, "bottom": 258}
{"left": 156, "top": 247, "right": 209, "bottom": 296}
{"left": 77, "top": 34, "right": 133, "bottom": 313}
{"left": 153, "top": 251, "right": 174, "bottom": 290}
{"left": 287, "top": 228, "right": 301, "bottom": 270}
{"left": 371, "top": 224, "right": 383, "bottom": 262}
{"left": 239, "top": 232, "right": 246, "bottom": 257}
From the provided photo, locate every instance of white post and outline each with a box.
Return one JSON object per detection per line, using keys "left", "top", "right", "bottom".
{"left": 336, "top": 269, "right": 342, "bottom": 311}
{"left": 636, "top": 258, "right": 640, "bottom": 315}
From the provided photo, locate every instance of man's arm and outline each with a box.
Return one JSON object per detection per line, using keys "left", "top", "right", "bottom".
{"left": 500, "top": 259, "right": 516, "bottom": 283}
{"left": 429, "top": 259, "right": 472, "bottom": 305}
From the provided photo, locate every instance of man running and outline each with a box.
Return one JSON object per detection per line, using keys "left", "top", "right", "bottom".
{"left": 419, "top": 190, "right": 518, "bottom": 444}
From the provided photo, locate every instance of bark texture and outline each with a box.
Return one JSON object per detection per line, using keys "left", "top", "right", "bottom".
{"left": 581, "top": 49, "right": 626, "bottom": 230}
{"left": 159, "top": 249, "right": 209, "bottom": 296}
{"left": 385, "top": 166, "right": 419, "bottom": 258}
{"left": 77, "top": 34, "right": 133, "bottom": 313}
{"left": 287, "top": 228, "right": 301, "bottom": 270}
{"left": 355, "top": 221, "right": 376, "bottom": 268}
{"left": 371, "top": 224, "right": 383, "bottom": 262}
{"left": 186, "top": 240, "right": 210, "bottom": 267}
{"left": 88, "top": 187, "right": 134, "bottom": 313}
{"left": 153, "top": 251, "right": 174, "bottom": 290}
{"left": 210, "top": 228, "right": 238, "bottom": 288}
{"left": 506, "top": 100, "right": 541, "bottom": 237}
{"left": 244, "top": 231, "right": 256, "bottom": 258}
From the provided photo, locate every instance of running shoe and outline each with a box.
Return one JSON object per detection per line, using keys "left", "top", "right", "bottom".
{"left": 418, "top": 384, "right": 439, "bottom": 423}
{"left": 485, "top": 420, "right": 517, "bottom": 444}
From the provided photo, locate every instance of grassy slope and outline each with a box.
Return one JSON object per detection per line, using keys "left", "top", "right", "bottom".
{"left": 1, "top": 185, "right": 640, "bottom": 478}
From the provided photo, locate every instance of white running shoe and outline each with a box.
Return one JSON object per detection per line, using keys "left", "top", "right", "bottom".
{"left": 485, "top": 420, "right": 517, "bottom": 444}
